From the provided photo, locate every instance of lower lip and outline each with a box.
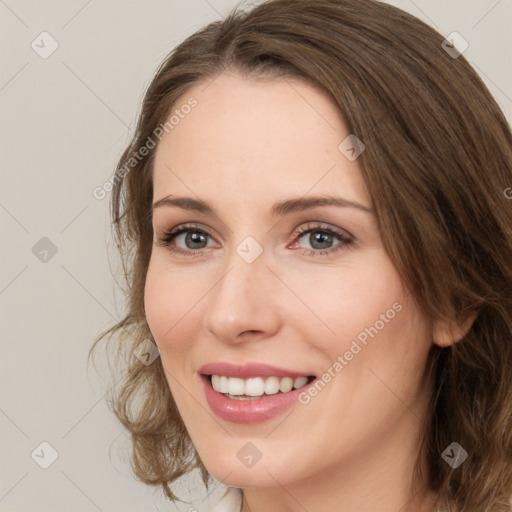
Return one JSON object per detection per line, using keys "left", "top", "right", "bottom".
{"left": 201, "top": 375, "right": 311, "bottom": 424}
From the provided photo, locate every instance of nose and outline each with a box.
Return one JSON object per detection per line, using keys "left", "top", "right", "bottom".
{"left": 202, "top": 248, "right": 282, "bottom": 345}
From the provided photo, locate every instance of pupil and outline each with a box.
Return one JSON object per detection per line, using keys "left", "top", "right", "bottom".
{"left": 186, "top": 232, "right": 207, "bottom": 249}
{"left": 311, "top": 231, "right": 332, "bottom": 250}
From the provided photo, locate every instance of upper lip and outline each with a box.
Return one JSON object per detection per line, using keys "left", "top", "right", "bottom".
{"left": 199, "top": 362, "right": 315, "bottom": 379}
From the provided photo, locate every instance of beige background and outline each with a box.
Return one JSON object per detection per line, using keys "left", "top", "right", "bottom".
{"left": 1, "top": 0, "right": 511, "bottom": 511}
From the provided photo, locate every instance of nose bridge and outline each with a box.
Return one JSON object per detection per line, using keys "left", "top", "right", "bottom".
{"left": 203, "top": 242, "right": 281, "bottom": 342}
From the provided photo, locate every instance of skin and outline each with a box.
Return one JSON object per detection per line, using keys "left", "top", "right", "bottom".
{"left": 144, "top": 72, "right": 459, "bottom": 512}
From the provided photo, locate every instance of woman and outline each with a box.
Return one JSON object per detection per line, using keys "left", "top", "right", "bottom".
{"left": 90, "top": 0, "right": 512, "bottom": 510}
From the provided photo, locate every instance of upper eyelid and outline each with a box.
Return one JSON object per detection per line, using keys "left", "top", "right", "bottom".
{"left": 294, "top": 222, "right": 352, "bottom": 237}
{"left": 161, "top": 222, "right": 213, "bottom": 234}
{"left": 160, "top": 221, "right": 346, "bottom": 234}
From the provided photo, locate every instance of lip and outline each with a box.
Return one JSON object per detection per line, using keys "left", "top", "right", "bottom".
{"left": 199, "top": 362, "right": 313, "bottom": 379}
{"left": 199, "top": 362, "right": 316, "bottom": 424}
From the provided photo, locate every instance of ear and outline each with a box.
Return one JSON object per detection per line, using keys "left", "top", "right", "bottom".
{"left": 433, "top": 311, "right": 477, "bottom": 348}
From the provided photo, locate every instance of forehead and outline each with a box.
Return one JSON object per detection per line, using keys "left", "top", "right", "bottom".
{"left": 152, "top": 72, "right": 371, "bottom": 208}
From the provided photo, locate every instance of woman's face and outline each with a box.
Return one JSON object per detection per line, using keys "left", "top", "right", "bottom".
{"left": 145, "top": 73, "right": 434, "bottom": 490}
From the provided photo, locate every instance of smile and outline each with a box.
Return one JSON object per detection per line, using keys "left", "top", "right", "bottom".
{"left": 210, "top": 375, "right": 312, "bottom": 399}
{"left": 199, "top": 362, "right": 317, "bottom": 423}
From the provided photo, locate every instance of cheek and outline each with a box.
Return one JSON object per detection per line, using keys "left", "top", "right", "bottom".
{"left": 287, "top": 251, "right": 407, "bottom": 355}
{"left": 144, "top": 258, "right": 197, "bottom": 354}
{"left": 144, "top": 260, "right": 169, "bottom": 344}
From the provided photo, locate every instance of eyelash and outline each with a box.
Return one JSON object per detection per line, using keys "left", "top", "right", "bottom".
{"left": 156, "top": 222, "right": 354, "bottom": 258}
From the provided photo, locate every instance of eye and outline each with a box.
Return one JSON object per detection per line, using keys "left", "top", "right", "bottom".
{"left": 290, "top": 223, "right": 353, "bottom": 256}
{"left": 156, "top": 223, "right": 216, "bottom": 256}
{"left": 156, "top": 221, "right": 354, "bottom": 258}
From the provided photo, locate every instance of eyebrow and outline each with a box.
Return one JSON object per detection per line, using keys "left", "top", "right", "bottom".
{"left": 152, "top": 194, "right": 374, "bottom": 217}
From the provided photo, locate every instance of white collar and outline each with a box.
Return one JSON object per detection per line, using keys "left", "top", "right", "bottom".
{"left": 212, "top": 487, "right": 243, "bottom": 512}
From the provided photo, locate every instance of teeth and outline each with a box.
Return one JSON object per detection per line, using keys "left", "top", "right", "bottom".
{"left": 293, "top": 376, "right": 308, "bottom": 389}
{"left": 228, "top": 377, "right": 245, "bottom": 396}
{"left": 210, "top": 375, "right": 311, "bottom": 396}
{"left": 279, "top": 377, "right": 293, "bottom": 393}
{"left": 264, "top": 376, "right": 280, "bottom": 395}
{"left": 219, "top": 375, "right": 229, "bottom": 393}
{"left": 245, "top": 377, "right": 265, "bottom": 396}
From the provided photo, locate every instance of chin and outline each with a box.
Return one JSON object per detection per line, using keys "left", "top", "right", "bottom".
{"left": 197, "top": 443, "right": 307, "bottom": 489}
{"left": 208, "top": 464, "right": 283, "bottom": 488}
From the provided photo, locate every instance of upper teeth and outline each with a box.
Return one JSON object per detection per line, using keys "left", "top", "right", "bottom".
{"left": 211, "top": 375, "right": 309, "bottom": 396}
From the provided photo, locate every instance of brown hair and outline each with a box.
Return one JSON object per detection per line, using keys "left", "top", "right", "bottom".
{"left": 90, "top": 0, "right": 512, "bottom": 509}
